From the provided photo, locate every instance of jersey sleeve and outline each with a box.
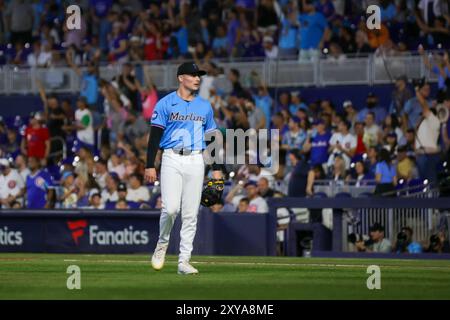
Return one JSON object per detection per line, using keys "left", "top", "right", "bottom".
{"left": 204, "top": 104, "right": 217, "bottom": 134}
{"left": 150, "top": 100, "right": 167, "bottom": 129}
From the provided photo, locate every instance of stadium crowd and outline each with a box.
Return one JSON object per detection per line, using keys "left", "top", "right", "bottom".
{"left": 1, "top": 0, "right": 450, "bottom": 66}
{"left": 0, "top": 0, "right": 449, "bottom": 217}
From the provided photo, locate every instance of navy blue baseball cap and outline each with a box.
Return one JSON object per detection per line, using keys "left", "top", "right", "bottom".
{"left": 177, "top": 62, "right": 207, "bottom": 76}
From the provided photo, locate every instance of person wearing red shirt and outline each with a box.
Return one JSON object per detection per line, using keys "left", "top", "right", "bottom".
{"left": 21, "top": 112, "right": 50, "bottom": 162}
{"left": 354, "top": 121, "right": 367, "bottom": 157}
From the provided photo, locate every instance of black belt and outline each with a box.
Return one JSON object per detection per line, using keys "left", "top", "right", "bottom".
{"left": 169, "top": 148, "right": 202, "bottom": 156}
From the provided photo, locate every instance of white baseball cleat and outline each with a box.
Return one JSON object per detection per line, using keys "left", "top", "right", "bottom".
{"left": 151, "top": 243, "right": 168, "bottom": 271}
{"left": 177, "top": 261, "right": 199, "bottom": 275}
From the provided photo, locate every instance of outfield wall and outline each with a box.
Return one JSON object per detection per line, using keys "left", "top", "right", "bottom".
{"left": 1, "top": 198, "right": 449, "bottom": 258}
{"left": 0, "top": 209, "right": 277, "bottom": 256}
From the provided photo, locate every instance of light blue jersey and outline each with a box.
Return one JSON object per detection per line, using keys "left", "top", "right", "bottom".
{"left": 150, "top": 91, "right": 217, "bottom": 150}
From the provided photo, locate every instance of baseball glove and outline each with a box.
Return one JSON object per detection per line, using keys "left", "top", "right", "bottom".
{"left": 200, "top": 179, "right": 225, "bottom": 207}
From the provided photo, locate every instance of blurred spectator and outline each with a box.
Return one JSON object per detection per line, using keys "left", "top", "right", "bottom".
{"left": 263, "top": 36, "right": 278, "bottom": 59}
{"left": 126, "top": 173, "right": 150, "bottom": 203}
{"left": 253, "top": 84, "right": 273, "bottom": 130}
{"left": 87, "top": 189, "right": 104, "bottom": 209}
{"left": 346, "top": 160, "right": 372, "bottom": 186}
{"left": 237, "top": 197, "right": 250, "bottom": 213}
{"left": 278, "top": 7, "right": 299, "bottom": 57}
{"left": 287, "top": 149, "right": 309, "bottom": 197}
{"left": 357, "top": 93, "right": 387, "bottom": 125}
{"left": 113, "top": 63, "right": 139, "bottom": 111}
{"left": 303, "top": 119, "right": 331, "bottom": 169}
{"left": 402, "top": 79, "right": 431, "bottom": 129}
{"left": 244, "top": 180, "right": 269, "bottom": 213}
{"left": 27, "top": 40, "right": 51, "bottom": 68}
{"left": 115, "top": 198, "right": 129, "bottom": 210}
{"left": 356, "top": 222, "right": 392, "bottom": 253}
{"left": 305, "top": 164, "right": 326, "bottom": 196}
{"left": 20, "top": 112, "right": 50, "bottom": 162}
{"left": 117, "top": 181, "right": 127, "bottom": 201}
{"left": 101, "top": 172, "right": 119, "bottom": 204}
{"left": 122, "top": 110, "right": 149, "bottom": 145}
{"left": 374, "top": 148, "right": 397, "bottom": 196}
{"left": 414, "top": 84, "right": 441, "bottom": 183}
{"left": 328, "top": 155, "right": 346, "bottom": 183}
{"left": 25, "top": 156, "right": 54, "bottom": 209}
{"left": 60, "top": 171, "right": 78, "bottom": 209}
{"left": 389, "top": 75, "right": 413, "bottom": 115}
{"left": 5, "top": 0, "right": 34, "bottom": 45}
{"left": 396, "top": 145, "right": 418, "bottom": 182}
{"left": 282, "top": 116, "right": 307, "bottom": 170}
{"left": 66, "top": 52, "right": 99, "bottom": 107}
{"left": 354, "top": 121, "right": 367, "bottom": 158}
{"left": 257, "top": 177, "right": 277, "bottom": 198}
{"left": 0, "top": 158, "right": 25, "bottom": 208}
{"left": 327, "top": 120, "right": 356, "bottom": 170}
{"left": 298, "top": 0, "right": 330, "bottom": 62}
{"left": 15, "top": 154, "right": 30, "bottom": 182}
{"left": 343, "top": 100, "right": 358, "bottom": 129}
{"left": 73, "top": 97, "right": 95, "bottom": 151}
{"left": 210, "top": 201, "right": 225, "bottom": 213}
{"left": 137, "top": 69, "right": 158, "bottom": 122}
{"left": 395, "top": 226, "right": 423, "bottom": 254}
{"left": 363, "top": 112, "right": 382, "bottom": 149}
{"left": 94, "top": 158, "right": 108, "bottom": 190}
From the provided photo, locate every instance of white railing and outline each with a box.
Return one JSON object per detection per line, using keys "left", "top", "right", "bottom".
{"left": 0, "top": 53, "right": 439, "bottom": 94}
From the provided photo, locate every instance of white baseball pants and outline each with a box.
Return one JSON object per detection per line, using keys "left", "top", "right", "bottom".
{"left": 157, "top": 149, "right": 205, "bottom": 263}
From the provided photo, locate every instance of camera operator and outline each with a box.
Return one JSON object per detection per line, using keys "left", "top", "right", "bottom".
{"left": 414, "top": 80, "right": 441, "bottom": 184}
{"left": 395, "top": 227, "right": 423, "bottom": 254}
{"left": 355, "top": 223, "right": 392, "bottom": 253}
{"left": 426, "top": 233, "right": 446, "bottom": 253}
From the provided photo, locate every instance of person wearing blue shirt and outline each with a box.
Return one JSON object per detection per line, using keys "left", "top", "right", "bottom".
{"left": 374, "top": 148, "right": 397, "bottom": 196}
{"left": 278, "top": 11, "right": 299, "bottom": 57}
{"left": 67, "top": 59, "right": 99, "bottom": 107}
{"left": 26, "top": 157, "right": 54, "bottom": 209}
{"left": 357, "top": 92, "right": 388, "bottom": 125}
{"left": 402, "top": 81, "right": 432, "bottom": 128}
{"left": 395, "top": 227, "right": 423, "bottom": 254}
{"left": 253, "top": 85, "right": 273, "bottom": 130}
{"left": 305, "top": 119, "right": 331, "bottom": 167}
{"left": 298, "top": 0, "right": 329, "bottom": 62}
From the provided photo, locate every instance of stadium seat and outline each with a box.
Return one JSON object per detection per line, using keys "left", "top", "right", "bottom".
{"left": 357, "top": 192, "right": 373, "bottom": 198}
{"left": 313, "top": 192, "right": 328, "bottom": 198}
{"left": 335, "top": 192, "right": 352, "bottom": 198}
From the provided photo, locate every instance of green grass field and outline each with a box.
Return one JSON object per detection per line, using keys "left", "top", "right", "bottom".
{"left": 1, "top": 253, "right": 450, "bottom": 300}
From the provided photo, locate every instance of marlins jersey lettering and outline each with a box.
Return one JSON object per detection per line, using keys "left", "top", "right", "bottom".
{"left": 26, "top": 170, "right": 54, "bottom": 209}
{"left": 150, "top": 91, "right": 217, "bottom": 150}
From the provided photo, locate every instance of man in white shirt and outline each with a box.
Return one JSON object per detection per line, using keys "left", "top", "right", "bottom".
{"left": 414, "top": 86, "right": 441, "bottom": 183}
{"left": 126, "top": 173, "right": 150, "bottom": 202}
{"left": 363, "top": 112, "right": 382, "bottom": 149}
{"left": 94, "top": 159, "right": 108, "bottom": 190}
{"left": 0, "top": 159, "right": 25, "bottom": 208}
{"left": 327, "top": 120, "right": 357, "bottom": 170}
{"left": 263, "top": 36, "right": 279, "bottom": 59}
{"left": 101, "top": 173, "right": 119, "bottom": 204}
{"left": 27, "top": 41, "right": 52, "bottom": 68}
{"left": 74, "top": 96, "right": 94, "bottom": 148}
{"left": 244, "top": 181, "right": 269, "bottom": 214}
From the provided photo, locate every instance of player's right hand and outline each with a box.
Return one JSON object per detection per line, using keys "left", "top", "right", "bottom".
{"left": 145, "top": 168, "right": 158, "bottom": 183}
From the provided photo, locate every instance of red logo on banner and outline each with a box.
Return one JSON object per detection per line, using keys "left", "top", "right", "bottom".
{"left": 67, "top": 220, "right": 88, "bottom": 245}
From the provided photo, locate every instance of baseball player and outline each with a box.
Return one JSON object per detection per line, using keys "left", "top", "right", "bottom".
{"left": 145, "top": 62, "right": 223, "bottom": 275}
